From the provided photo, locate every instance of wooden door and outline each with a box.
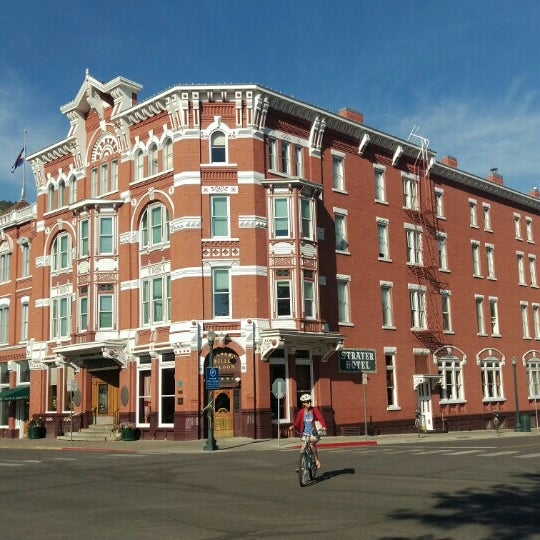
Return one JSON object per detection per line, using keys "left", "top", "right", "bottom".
{"left": 213, "top": 389, "right": 233, "bottom": 437}
{"left": 91, "top": 371, "right": 119, "bottom": 418}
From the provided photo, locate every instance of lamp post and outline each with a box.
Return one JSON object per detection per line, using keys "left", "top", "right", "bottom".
{"left": 511, "top": 357, "right": 522, "bottom": 432}
{"left": 203, "top": 330, "right": 218, "bottom": 451}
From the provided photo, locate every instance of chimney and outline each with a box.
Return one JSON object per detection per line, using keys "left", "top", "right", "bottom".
{"left": 487, "top": 168, "right": 504, "bottom": 186}
{"left": 441, "top": 156, "right": 458, "bottom": 168}
{"left": 529, "top": 187, "right": 540, "bottom": 199}
{"left": 339, "top": 107, "right": 364, "bottom": 124}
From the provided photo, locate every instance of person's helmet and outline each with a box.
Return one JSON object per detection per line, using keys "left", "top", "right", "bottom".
{"left": 300, "top": 394, "right": 312, "bottom": 402}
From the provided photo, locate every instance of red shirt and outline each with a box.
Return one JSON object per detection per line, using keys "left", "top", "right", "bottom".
{"left": 293, "top": 406, "right": 326, "bottom": 433}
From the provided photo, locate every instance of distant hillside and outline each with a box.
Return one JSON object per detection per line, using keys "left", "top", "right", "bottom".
{"left": 0, "top": 201, "right": 17, "bottom": 215}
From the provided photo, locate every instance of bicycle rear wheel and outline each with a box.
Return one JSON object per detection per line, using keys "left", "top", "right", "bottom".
{"left": 298, "top": 452, "right": 310, "bottom": 487}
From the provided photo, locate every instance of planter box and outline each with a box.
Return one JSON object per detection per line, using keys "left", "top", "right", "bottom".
{"left": 28, "top": 426, "right": 45, "bottom": 439}
{"left": 121, "top": 428, "right": 137, "bottom": 441}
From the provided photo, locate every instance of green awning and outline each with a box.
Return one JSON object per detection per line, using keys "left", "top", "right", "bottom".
{"left": 0, "top": 386, "right": 29, "bottom": 402}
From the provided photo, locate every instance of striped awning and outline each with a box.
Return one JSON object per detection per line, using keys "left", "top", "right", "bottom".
{"left": 0, "top": 386, "right": 29, "bottom": 402}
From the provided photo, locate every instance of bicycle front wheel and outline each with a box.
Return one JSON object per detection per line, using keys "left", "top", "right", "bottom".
{"left": 298, "top": 452, "right": 310, "bottom": 487}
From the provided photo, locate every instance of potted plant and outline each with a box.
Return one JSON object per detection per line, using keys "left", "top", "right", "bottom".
{"left": 27, "top": 417, "right": 46, "bottom": 439}
{"left": 121, "top": 422, "right": 138, "bottom": 441}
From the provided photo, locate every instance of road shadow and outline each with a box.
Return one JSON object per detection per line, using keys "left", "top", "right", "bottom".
{"left": 311, "top": 467, "right": 356, "bottom": 485}
{"left": 385, "top": 472, "right": 540, "bottom": 540}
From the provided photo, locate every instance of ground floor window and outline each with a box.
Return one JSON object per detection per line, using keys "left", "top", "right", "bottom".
{"left": 385, "top": 351, "right": 398, "bottom": 408}
{"left": 270, "top": 354, "right": 287, "bottom": 423}
{"left": 63, "top": 366, "right": 76, "bottom": 412}
{"left": 438, "top": 356, "right": 463, "bottom": 402}
{"left": 526, "top": 360, "right": 540, "bottom": 398}
{"left": 46, "top": 364, "right": 58, "bottom": 412}
{"left": 160, "top": 353, "right": 175, "bottom": 426}
{"left": 480, "top": 359, "right": 503, "bottom": 400}
{"left": 137, "top": 356, "right": 152, "bottom": 426}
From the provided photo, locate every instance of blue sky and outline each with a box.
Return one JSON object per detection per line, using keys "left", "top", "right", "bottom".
{"left": 1, "top": 0, "right": 540, "bottom": 203}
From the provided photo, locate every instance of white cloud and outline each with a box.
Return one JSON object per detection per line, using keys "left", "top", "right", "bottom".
{"left": 395, "top": 87, "right": 540, "bottom": 194}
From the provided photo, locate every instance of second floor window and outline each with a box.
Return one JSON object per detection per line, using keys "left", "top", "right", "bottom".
{"left": 141, "top": 275, "right": 171, "bottom": 325}
{"left": 21, "top": 243, "right": 30, "bottom": 278}
{"left": 51, "top": 233, "right": 71, "bottom": 272}
{"left": 211, "top": 196, "right": 229, "bottom": 237}
{"left": 141, "top": 204, "right": 170, "bottom": 248}
{"left": 0, "top": 251, "right": 10, "bottom": 282}
{"left": 273, "top": 198, "right": 290, "bottom": 238}
{"left": 79, "top": 220, "right": 89, "bottom": 257}
{"left": 0, "top": 305, "right": 8, "bottom": 343}
{"left": 99, "top": 217, "right": 114, "bottom": 255}
{"left": 276, "top": 277, "right": 292, "bottom": 317}
{"left": 303, "top": 270, "right": 315, "bottom": 319}
{"left": 51, "top": 296, "right": 70, "bottom": 339}
{"left": 20, "top": 302, "right": 28, "bottom": 341}
{"left": 98, "top": 284, "right": 114, "bottom": 329}
{"left": 300, "top": 198, "right": 313, "bottom": 240}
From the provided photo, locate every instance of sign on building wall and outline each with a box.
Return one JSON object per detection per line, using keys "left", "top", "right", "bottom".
{"left": 338, "top": 349, "right": 377, "bottom": 373}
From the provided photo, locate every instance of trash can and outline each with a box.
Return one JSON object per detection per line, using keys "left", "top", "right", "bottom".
{"left": 520, "top": 414, "right": 531, "bottom": 432}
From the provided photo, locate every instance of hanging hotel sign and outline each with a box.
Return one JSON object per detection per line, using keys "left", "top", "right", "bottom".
{"left": 338, "top": 349, "right": 377, "bottom": 373}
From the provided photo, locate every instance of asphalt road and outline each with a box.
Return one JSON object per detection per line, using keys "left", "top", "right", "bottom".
{"left": 0, "top": 437, "right": 539, "bottom": 539}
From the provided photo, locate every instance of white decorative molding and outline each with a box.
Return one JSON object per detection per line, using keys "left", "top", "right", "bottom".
{"left": 270, "top": 242, "right": 295, "bottom": 255}
{"left": 201, "top": 186, "right": 238, "bottom": 195}
{"left": 95, "top": 258, "right": 118, "bottom": 272}
{"left": 120, "top": 280, "right": 139, "bottom": 291}
{"left": 170, "top": 217, "right": 201, "bottom": 233}
{"left": 171, "top": 267, "right": 204, "bottom": 281}
{"left": 237, "top": 171, "right": 265, "bottom": 184}
{"left": 78, "top": 260, "right": 90, "bottom": 274}
{"left": 119, "top": 231, "right": 138, "bottom": 244}
{"left": 238, "top": 215, "right": 267, "bottom": 229}
{"left": 35, "top": 299, "right": 50, "bottom": 308}
{"left": 173, "top": 171, "right": 201, "bottom": 187}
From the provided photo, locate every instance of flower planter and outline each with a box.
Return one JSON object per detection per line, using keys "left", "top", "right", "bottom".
{"left": 28, "top": 426, "right": 45, "bottom": 439}
{"left": 121, "top": 428, "right": 137, "bottom": 441}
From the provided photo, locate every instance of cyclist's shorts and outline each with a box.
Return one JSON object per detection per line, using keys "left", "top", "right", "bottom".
{"left": 301, "top": 434, "right": 319, "bottom": 443}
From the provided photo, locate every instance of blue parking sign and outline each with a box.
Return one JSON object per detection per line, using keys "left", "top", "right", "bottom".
{"left": 206, "top": 367, "right": 220, "bottom": 390}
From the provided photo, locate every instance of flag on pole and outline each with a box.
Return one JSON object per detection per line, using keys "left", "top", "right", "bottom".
{"left": 11, "top": 147, "right": 25, "bottom": 173}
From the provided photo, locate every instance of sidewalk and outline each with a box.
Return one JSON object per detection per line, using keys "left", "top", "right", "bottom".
{"left": 0, "top": 428, "right": 537, "bottom": 454}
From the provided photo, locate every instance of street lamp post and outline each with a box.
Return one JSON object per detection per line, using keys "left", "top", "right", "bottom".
{"left": 203, "top": 330, "right": 218, "bottom": 451}
{"left": 511, "top": 357, "right": 523, "bottom": 432}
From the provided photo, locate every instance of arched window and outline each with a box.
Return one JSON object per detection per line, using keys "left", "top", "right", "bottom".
{"left": 210, "top": 131, "right": 226, "bottom": 163}
{"left": 148, "top": 144, "right": 158, "bottom": 176}
{"left": 140, "top": 202, "right": 170, "bottom": 249}
{"left": 58, "top": 180, "right": 66, "bottom": 208}
{"left": 51, "top": 233, "right": 71, "bottom": 272}
{"left": 47, "top": 185, "right": 55, "bottom": 212}
{"left": 69, "top": 176, "right": 77, "bottom": 204}
{"left": 134, "top": 150, "right": 144, "bottom": 181}
{"left": 162, "top": 138, "right": 173, "bottom": 170}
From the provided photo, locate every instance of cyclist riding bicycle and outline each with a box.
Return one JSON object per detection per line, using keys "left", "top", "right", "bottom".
{"left": 293, "top": 394, "right": 327, "bottom": 469}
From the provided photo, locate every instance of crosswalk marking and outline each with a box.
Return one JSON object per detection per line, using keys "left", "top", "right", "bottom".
{"left": 476, "top": 451, "right": 519, "bottom": 457}
{"left": 516, "top": 453, "right": 540, "bottom": 459}
{"left": 0, "top": 463, "right": 24, "bottom": 467}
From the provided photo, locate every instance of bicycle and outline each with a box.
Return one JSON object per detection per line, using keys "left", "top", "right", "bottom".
{"left": 297, "top": 435, "right": 318, "bottom": 487}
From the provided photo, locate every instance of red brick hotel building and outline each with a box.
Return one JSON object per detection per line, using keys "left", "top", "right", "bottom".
{"left": 0, "top": 73, "right": 539, "bottom": 440}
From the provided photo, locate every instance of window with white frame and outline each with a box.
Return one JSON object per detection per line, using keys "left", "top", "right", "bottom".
{"left": 280, "top": 141, "right": 290, "bottom": 174}
{"left": 100, "top": 163, "right": 109, "bottom": 194}
{"left": 405, "top": 226, "right": 422, "bottom": 265}
{"left": 273, "top": 197, "right": 290, "bottom": 238}
{"left": 438, "top": 356, "right": 463, "bottom": 402}
{"left": 21, "top": 242, "right": 30, "bottom": 278}
{"left": 332, "top": 155, "right": 345, "bottom": 191}
{"left": 337, "top": 277, "right": 351, "bottom": 324}
{"left": 47, "top": 184, "right": 55, "bottom": 212}
{"left": 268, "top": 138, "right": 277, "bottom": 171}
{"left": 148, "top": 143, "right": 159, "bottom": 175}
{"left": 303, "top": 270, "right": 315, "bottom": 319}
{"left": 0, "top": 247, "right": 10, "bottom": 283}
{"left": 435, "top": 189, "right": 445, "bottom": 218}
{"left": 135, "top": 150, "right": 144, "bottom": 181}
{"left": 483, "top": 203, "right": 492, "bottom": 231}
{"left": 438, "top": 233, "right": 449, "bottom": 271}
{"left": 51, "top": 233, "right": 71, "bottom": 272}
{"left": 159, "top": 352, "right": 175, "bottom": 426}
{"left": 469, "top": 199, "right": 478, "bottom": 227}
{"left": 275, "top": 271, "right": 292, "bottom": 317}
{"left": 402, "top": 174, "right": 418, "bottom": 210}
{"left": 210, "top": 131, "right": 226, "bottom": 163}
{"left": 385, "top": 350, "right": 398, "bottom": 408}
{"left": 137, "top": 355, "right": 152, "bottom": 425}
{"left": 17, "top": 360, "right": 29, "bottom": 385}
{"left": 335, "top": 212, "right": 348, "bottom": 251}
{"left": 526, "top": 217, "right": 534, "bottom": 243}
{"left": 295, "top": 145, "right": 303, "bottom": 178}
{"left": 79, "top": 219, "right": 89, "bottom": 257}
{"left": 141, "top": 203, "right": 170, "bottom": 249}
{"left": 517, "top": 252, "right": 526, "bottom": 285}
{"left": 489, "top": 297, "right": 500, "bottom": 335}
{"left": 533, "top": 304, "right": 540, "bottom": 339}
{"left": 529, "top": 255, "right": 538, "bottom": 287}
{"left": 58, "top": 179, "right": 66, "bottom": 208}
{"left": 20, "top": 301, "right": 28, "bottom": 342}
{"left": 377, "top": 219, "right": 390, "bottom": 259}
{"left": 0, "top": 304, "right": 8, "bottom": 343}
{"left": 163, "top": 138, "right": 173, "bottom": 170}
{"left": 51, "top": 296, "right": 70, "bottom": 340}
{"left": 521, "top": 302, "right": 531, "bottom": 339}
{"left": 471, "top": 241, "right": 481, "bottom": 276}
{"left": 91, "top": 168, "right": 98, "bottom": 197}
{"left": 97, "top": 284, "right": 114, "bottom": 330}
{"left": 476, "top": 296, "right": 486, "bottom": 334}
{"left": 486, "top": 244, "right": 496, "bottom": 279}
{"left": 526, "top": 359, "right": 540, "bottom": 398}
{"left": 212, "top": 268, "right": 230, "bottom": 317}
{"left": 69, "top": 176, "right": 77, "bottom": 204}
{"left": 78, "top": 286, "right": 88, "bottom": 332}
{"left": 141, "top": 275, "right": 171, "bottom": 325}
{"left": 441, "top": 290, "right": 453, "bottom": 333}
{"left": 374, "top": 166, "right": 386, "bottom": 202}
{"left": 111, "top": 159, "right": 118, "bottom": 191}
{"left": 515, "top": 213, "right": 522, "bottom": 239}
{"left": 46, "top": 364, "right": 57, "bottom": 412}
{"left": 210, "top": 195, "right": 230, "bottom": 238}
{"left": 381, "top": 282, "right": 394, "bottom": 328}
{"left": 409, "top": 285, "right": 426, "bottom": 329}
{"left": 300, "top": 198, "right": 313, "bottom": 240}
{"left": 269, "top": 351, "right": 288, "bottom": 423}
{"left": 98, "top": 216, "right": 114, "bottom": 255}
{"left": 480, "top": 358, "right": 503, "bottom": 400}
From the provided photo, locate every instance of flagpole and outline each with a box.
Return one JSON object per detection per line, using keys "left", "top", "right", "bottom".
{"left": 20, "top": 130, "right": 27, "bottom": 202}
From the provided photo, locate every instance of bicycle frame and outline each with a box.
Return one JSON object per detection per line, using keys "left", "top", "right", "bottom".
{"left": 297, "top": 436, "right": 317, "bottom": 487}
